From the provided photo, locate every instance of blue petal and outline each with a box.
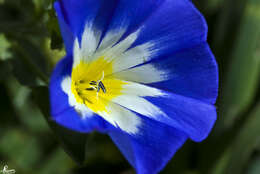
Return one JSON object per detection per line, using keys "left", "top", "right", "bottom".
{"left": 115, "top": 43, "right": 218, "bottom": 104}
{"left": 49, "top": 55, "right": 72, "bottom": 115}
{"left": 109, "top": 116, "right": 187, "bottom": 174}
{"left": 100, "top": 0, "right": 164, "bottom": 37}
{"left": 54, "top": 2, "right": 74, "bottom": 53}
{"left": 49, "top": 55, "right": 109, "bottom": 133}
{"left": 131, "top": 0, "right": 208, "bottom": 55}
{"left": 55, "top": 0, "right": 118, "bottom": 40}
{"left": 147, "top": 43, "right": 218, "bottom": 104}
{"left": 53, "top": 107, "right": 108, "bottom": 133}
{"left": 144, "top": 91, "right": 217, "bottom": 142}
{"left": 55, "top": 0, "right": 204, "bottom": 49}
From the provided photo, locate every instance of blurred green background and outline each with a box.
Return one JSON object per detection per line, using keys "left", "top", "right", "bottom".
{"left": 0, "top": 0, "right": 259, "bottom": 173}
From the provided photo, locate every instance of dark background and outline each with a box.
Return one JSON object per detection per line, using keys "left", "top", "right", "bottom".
{"left": 0, "top": 0, "right": 260, "bottom": 173}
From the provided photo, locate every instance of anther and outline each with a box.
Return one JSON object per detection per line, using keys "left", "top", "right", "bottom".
{"left": 79, "top": 80, "right": 85, "bottom": 83}
{"left": 86, "top": 87, "right": 95, "bottom": 91}
{"left": 89, "top": 81, "right": 97, "bottom": 85}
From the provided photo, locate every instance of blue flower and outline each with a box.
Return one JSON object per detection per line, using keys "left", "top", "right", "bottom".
{"left": 49, "top": 0, "right": 219, "bottom": 173}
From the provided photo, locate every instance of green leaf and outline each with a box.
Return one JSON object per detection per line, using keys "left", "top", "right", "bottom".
{"left": 220, "top": 103, "right": 260, "bottom": 174}
{"left": 47, "top": 3, "right": 63, "bottom": 50}
{"left": 247, "top": 156, "right": 260, "bottom": 174}
{"left": 210, "top": 148, "right": 232, "bottom": 174}
{"left": 0, "top": 34, "right": 12, "bottom": 61}
{"left": 5, "top": 77, "right": 49, "bottom": 132}
{"left": 38, "top": 148, "right": 74, "bottom": 174}
{"left": 0, "top": 60, "right": 11, "bottom": 82}
{"left": 0, "top": 129, "right": 42, "bottom": 169}
{"left": 218, "top": 0, "right": 260, "bottom": 127}
{"left": 9, "top": 38, "right": 49, "bottom": 86}
{"left": 32, "top": 86, "right": 89, "bottom": 164}
{"left": 205, "top": 0, "right": 225, "bottom": 13}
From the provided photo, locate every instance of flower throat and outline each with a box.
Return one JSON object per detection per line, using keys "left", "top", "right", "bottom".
{"left": 70, "top": 58, "right": 127, "bottom": 113}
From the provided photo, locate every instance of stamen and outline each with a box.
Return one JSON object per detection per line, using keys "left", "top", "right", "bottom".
{"left": 89, "top": 81, "right": 97, "bottom": 85}
{"left": 86, "top": 87, "right": 96, "bottom": 91}
{"left": 73, "top": 71, "right": 107, "bottom": 105}
{"left": 99, "top": 81, "right": 106, "bottom": 93}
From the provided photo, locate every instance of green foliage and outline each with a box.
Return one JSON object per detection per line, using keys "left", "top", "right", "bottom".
{"left": 0, "top": 0, "right": 259, "bottom": 174}
{"left": 0, "top": 34, "right": 12, "bottom": 60}
{"left": 218, "top": 0, "right": 260, "bottom": 128}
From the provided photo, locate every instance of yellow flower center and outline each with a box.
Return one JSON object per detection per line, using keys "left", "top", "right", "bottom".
{"left": 71, "top": 57, "right": 127, "bottom": 113}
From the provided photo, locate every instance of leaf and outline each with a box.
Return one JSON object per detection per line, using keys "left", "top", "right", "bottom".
{"left": 210, "top": 148, "right": 232, "bottom": 174}
{"left": 219, "top": 103, "right": 260, "bottom": 174}
{"left": 212, "top": 0, "right": 248, "bottom": 54}
{"left": 0, "top": 34, "right": 12, "bottom": 61}
{"left": 247, "top": 156, "right": 260, "bottom": 174}
{"left": 10, "top": 54, "right": 38, "bottom": 87}
{"left": 218, "top": 0, "right": 260, "bottom": 127}
{"left": 9, "top": 38, "right": 49, "bottom": 86}
{"left": 206, "top": 0, "right": 225, "bottom": 11}
{"left": 38, "top": 148, "right": 74, "bottom": 174}
{"left": 0, "top": 129, "right": 42, "bottom": 169}
{"left": 47, "top": 3, "right": 63, "bottom": 50}
{"left": 5, "top": 77, "right": 49, "bottom": 132}
{"left": 0, "top": 60, "right": 11, "bottom": 82}
{"left": 32, "top": 86, "right": 89, "bottom": 165}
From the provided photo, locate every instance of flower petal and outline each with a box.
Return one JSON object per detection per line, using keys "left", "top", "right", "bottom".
{"left": 131, "top": 0, "right": 208, "bottom": 56}
{"left": 49, "top": 55, "right": 72, "bottom": 115}
{"left": 109, "top": 116, "right": 187, "bottom": 174}
{"left": 98, "top": 0, "right": 164, "bottom": 49}
{"left": 55, "top": 0, "right": 118, "bottom": 42}
{"left": 52, "top": 107, "right": 108, "bottom": 133}
{"left": 99, "top": 0, "right": 208, "bottom": 66}
{"left": 144, "top": 91, "right": 217, "bottom": 142}
{"left": 112, "top": 43, "right": 218, "bottom": 104}
{"left": 109, "top": 81, "right": 216, "bottom": 142}
{"left": 54, "top": 2, "right": 74, "bottom": 53}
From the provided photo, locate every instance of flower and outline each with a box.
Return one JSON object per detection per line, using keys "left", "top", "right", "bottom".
{"left": 49, "top": 0, "right": 219, "bottom": 173}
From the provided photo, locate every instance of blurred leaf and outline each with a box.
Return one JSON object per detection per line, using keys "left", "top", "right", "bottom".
{"left": 49, "top": 29, "right": 63, "bottom": 50}
{"left": 211, "top": 148, "right": 232, "bottom": 174}
{"left": 47, "top": 2, "right": 63, "bottom": 50}
{"left": 0, "top": 60, "right": 11, "bottom": 82}
{"left": 0, "top": 34, "right": 12, "bottom": 60}
{"left": 9, "top": 38, "right": 49, "bottom": 86}
{"left": 32, "top": 86, "right": 89, "bottom": 164}
{"left": 5, "top": 77, "right": 49, "bottom": 132}
{"left": 0, "top": 0, "right": 38, "bottom": 34}
{"left": 205, "top": 0, "right": 225, "bottom": 13}
{"left": 120, "top": 170, "right": 135, "bottom": 174}
{"left": 0, "top": 129, "right": 42, "bottom": 169}
{"left": 44, "top": 38, "right": 66, "bottom": 65}
{"left": 247, "top": 156, "right": 260, "bottom": 174}
{"left": 219, "top": 0, "right": 260, "bottom": 127}
{"left": 10, "top": 56, "right": 38, "bottom": 87}
{"left": 212, "top": 0, "right": 247, "bottom": 53}
{"left": 218, "top": 103, "right": 260, "bottom": 174}
{"left": 0, "top": 79, "right": 19, "bottom": 128}
{"left": 38, "top": 148, "right": 74, "bottom": 174}
{"left": 33, "top": 0, "right": 52, "bottom": 11}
